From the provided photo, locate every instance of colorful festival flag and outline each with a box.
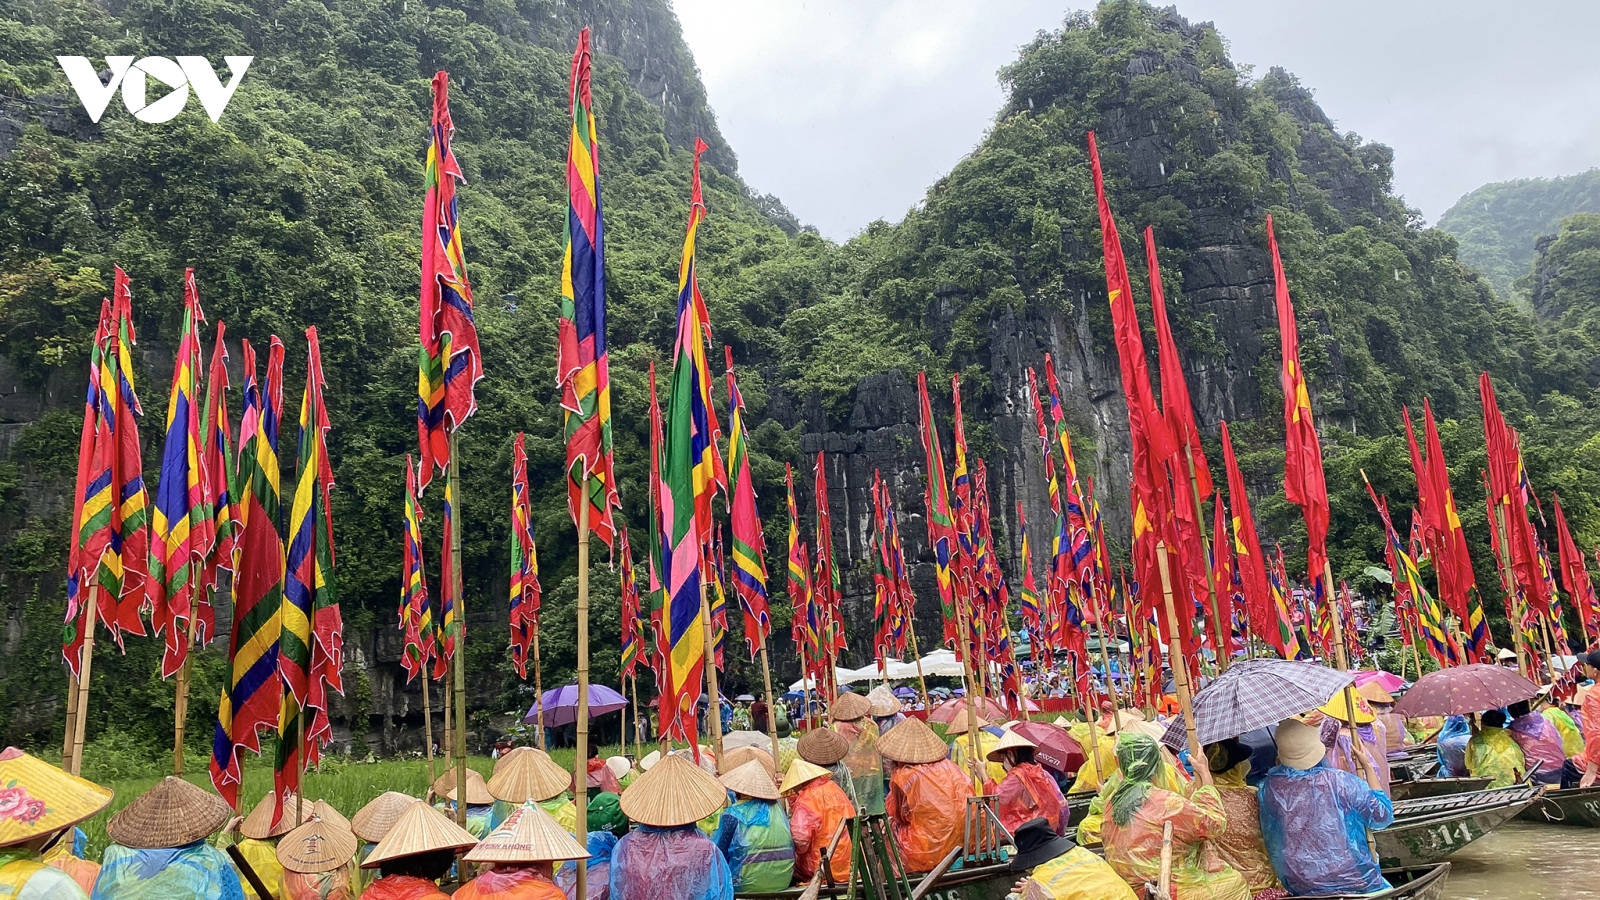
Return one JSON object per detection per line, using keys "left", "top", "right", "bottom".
{"left": 64, "top": 301, "right": 117, "bottom": 675}
{"left": 509, "top": 433, "right": 541, "bottom": 679}
{"left": 1365, "top": 481, "right": 1454, "bottom": 667}
{"left": 724, "top": 348, "right": 770, "bottom": 659}
{"left": 619, "top": 527, "right": 643, "bottom": 678}
{"left": 210, "top": 337, "right": 284, "bottom": 808}
{"left": 813, "top": 451, "right": 843, "bottom": 659}
{"left": 151, "top": 268, "right": 216, "bottom": 678}
{"left": 417, "top": 71, "right": 483, "bottom": 485}
{"left": 916, "top": 371, "right": 959, "bottom": 645}
{"left": 556, "top": 30, "right": 620, "bottom": 544}
{"left": 437, "top": 467, "right": 458, "bottom": 681}
{"left": 399, "top": 456, "right": 432, "bottom": 684}
{"left": 786, "top": 465, "right": 817, "bottom": 679}
{"left": 197, "top": 321, "right": 240, "bottom": 645}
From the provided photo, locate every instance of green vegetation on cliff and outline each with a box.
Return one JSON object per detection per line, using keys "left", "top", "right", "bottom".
{"left": 1438, "top": 169, "right": 1600, "bottom": 298}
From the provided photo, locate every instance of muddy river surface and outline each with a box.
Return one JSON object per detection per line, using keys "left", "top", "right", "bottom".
{"left": 1443, "top": 822, "right": 1600, "bottom": 899}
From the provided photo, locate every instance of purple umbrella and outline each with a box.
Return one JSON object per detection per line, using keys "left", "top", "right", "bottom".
{"left": 524, "top": 683, "right": 628, "bottom": 727}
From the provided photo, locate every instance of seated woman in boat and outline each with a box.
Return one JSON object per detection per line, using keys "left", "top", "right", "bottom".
{"left": 711, "top": 761, "right": 795, "bottom": 894}
{"left": 1537, "top": 687, "right": 1585, "bottom": 758}
{"left": 1506, "top": 700, "right": 1569, "bottom": 786}
{"left": 1313, "top": 694, "right": 1389, "bottom": 796}
{"left": 1200, "top": 739, "right": 1283, "bottom": 900}
{"left": 987, "top": 730, "right": 1067, "bottom": 834}
{"left": 1465, "top": 709, "right": 1527, "bottom": 788}
{"left": 878, "top": 717, "right": 972, "bottom": 874}
{"left": 1100, "top": 734, "right": 1248, "bottom": 900}
{"left": 830, "top": 691, "right": 887, "bottom": 816}
{"left": 1258, "top": 719, "right": 1392, "bottom": 897}
{"left": 277, "top": 814, "right": 361, "bottom": 900}
{"left": 1357, "top": 683, "right": 1410, "bottom": 758}
{"left": 1007, "top": 817, "right": 1135, "bottom": 900}
{"left": 93, "top": 777, "right": 244, "bottom": 900}
{"left": 233, "top": 790, "right": 295, "bottom": 900}
{"left": 1579, "top": 652, "right": 1600, "bottom": 788}
{"left": 1075, "top": 731, "right": 1188, "bottom": 846}
{"left": 455, "top": 801, "right": 588, "bottom": 900}
{"left": 610, "top": 755, "right": 732, "bottom": 900}
{"left": 1435, "top": 715, "right": 1472, "bottom": 777}
{"left": 358, "top": 800, "right": 477, "bottom": 900}
{"left": 782, "top": 760, "right": 854, "bottom": 886}
{"left": 0, "top": 749, "right": 111, "bottom": 900}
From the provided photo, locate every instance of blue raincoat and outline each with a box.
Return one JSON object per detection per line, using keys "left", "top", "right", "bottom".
{"left": 712, "top": 799, "right": 795, "bottom": 892}
{"left": 92, "top": 840, "right": 245, "bottom": 900}
{"left": 608, "top": 824, "right": 732, "bottom": 900}
{"left": 1257, "top": 763, "right": 1393, "bottom": 896}
{"left": 1436, "top": 715, "right": 1471, "bottom": 777}
{"left": 557, "top": 831, "right": 619, "bottom": 900}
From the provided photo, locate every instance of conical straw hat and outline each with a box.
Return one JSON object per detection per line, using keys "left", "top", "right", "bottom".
{"left": 240, "top": 790, "right": 300, "bottom": 839}
{"left": 868, "top": 685, "right": 902, "bottom": 717}
{"left": 441, "top": 769, "right": 495, "bottom": 805}
{"left": 876, "top": 716, "right": 949, "bottom": 765}
{"left": 638, "top": 750, "right": 663, "bottom": 772}
{"left": 797, "top": 728, "right": 849, "bottom": 766}
{"left": 1357, "top": 682, "right": 1395, "bottom": 705}
{"left": 463, "top": 800, "right": 589, "bottom": 863}
{"left": 487, "top": 747, "right": 571, "bottom": 803}
{"left": 779, "top": 759, "right": 832, "bottom": 794}
{"left": 0, "top": 748, "right": 113, "bottom": 848}
{"left": 351, "top": 791, "right": 414, "bottom": 843}
{"left": 720, "top": 745, "right": 776, "bottom": 777}
{"left": 1319, "top": 691, "right": 1376, "bottom": 725}
{"left": 493, "top": 746, "right": 532, "bottom": 773}
{"left": 985, "top": 729, "right": 1037, "bottom": 762}
{"left": 277, "top": 816, "right": 358, "bottom": 874}
{"left": 361, "top": 799, "right": 477, "bottom": 868}
{"left": 831, "top": 691, "right": 871, "bottom": 722}
{"left": 1103, "top": 709, "right": 1146, "bottom": 734}
{"left": 720, "top": 759, "right": 780, "bottom": 801}
{"left": 312, "top": 800, "right": 350, "bottom": 833}
{"left": 619, "top": 753, "right": 727, "bottom": 827}
{"left": 106, "top": 776, "right": 230, "bottom": 849}
{"left": 946, "top": 708, "right": 989, "bottom": 735}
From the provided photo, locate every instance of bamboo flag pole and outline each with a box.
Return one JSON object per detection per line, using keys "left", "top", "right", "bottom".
{"left": 699, "top": 578, "right": 724, "bottom": 761}
{"left": 631, "top": 674, "right": 643, "bottom": 760}
{"left": 68, "top": 585, "right": 99, "bottom": 777}
{"left": 173, "top": 625, "right": 194, "bottom": 775}
{"left": 1488, "top": 498, "right": 1528, "bottom": 677}
{"left": 955, "top": 588, "right": 986, "bottom": 791}
{"left": 449, "top": 434, "right": 468, "bottom": 829}
{"left": 759, "top": 641, "right": 780, "bottom": 771}
{"left": 532, "top": 629, "right": 546, "bottom": 750}
{"left": 62, "top": 670, "right": 79, "bottom": 765}
{"left": 1156, "top": 542, "right": 1210, "bottom": 787}
{"left": 907, "top": 620, "right": 931, "bottom": 712}
{"left": 421, "top": 667, "right": 435, "bottom": 785}
{"left": 573, "top": 478, "right": 591, "bottom": 900}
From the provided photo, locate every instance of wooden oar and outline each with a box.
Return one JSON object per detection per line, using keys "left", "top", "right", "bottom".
{"left": 1155, "top": 821, "right": 1174, "bottom": 900}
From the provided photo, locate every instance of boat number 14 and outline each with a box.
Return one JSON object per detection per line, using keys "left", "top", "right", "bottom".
{"left": 1431, "top": 821, "right": 1475, "bottom": 845}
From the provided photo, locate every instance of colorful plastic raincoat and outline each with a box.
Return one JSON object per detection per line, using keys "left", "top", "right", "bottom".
{"left": 491, "top": 798, "right": 578, "bottom": 837}
{"left": 1543, "top": 706, "right": 1584, "bottom": 758}
{"left": 885, "top": 759, "right": 971, "bottom": 874}
{"left": 948, "top": 730, "right": 1005, "bottom": 785}
{"left": 1100, "top": 736, "right": 1247, "bottom": 900}
{"left": 1065, "top": 724, "right": 1117, "bottom": 794}
{"left": 1436, "top": 716, "right": 1471, "bottom": 777}
{"left": 1257, "top": 762, "right": 1393, "bottom": 896}
{"left": 789, "top": 777, "right": 855, "bottom": 884}
{"left": 235, "top": 836, "right": 285, "bottom": 900}
{"left": 1018, "top": 845, "right": 1137, "bottom": 900}
{"left": 1465, "top": 726, "right": 1526, "bottom": 788}
{"left": 608, "top": 824, "right": 732, "bottom": 900}
{"left": 1076, "top": 750, "right": 1187, "bottom": 846}
{"left": 0, "top": 845, "right": 91, "bottom": 899}
{"left": 92, "top": 840, "right": 246, "bottom": 900}
{"left": 586, "top": 759, "right": 622, "bottom": 796}
{"left": 1583, "top": 684, "right": 1600, "bottom": 771}
{"left": 556, "top": 830, "right": 618, "bottom": 900}
{"left": 1509, "top": 712, "right": 1567, "bottom": 785}
{"left": 42, "top": 827, "right": 99, "bottom": 895}
{"left": 874, "top": 713, "right": 906, "bottom": 734}
{"left": 435, "top": 801, "right": 499, "bottom": 839}
{"left": 1318, "top": 717, "right": 1390, "bottom": 796}
{"left": 833, "top": 720, "right": 886, "bottom": 816}
{"left": 283, "top": 860, "right": 359, "bottom": 900}
{"left": 995, "top": 761, "right": 1067, "bottom": 834}
{"left": 456, "top": 865, "right": 566, "bottom": 900}
{"left": 357, "top": 874, "right": 451, "bottom": 900}
{"left": 712, "top": 798, "right": 795, "bottom": 892}
{"left": 1207, "top": 762, "right": 1280, "bottom": 896}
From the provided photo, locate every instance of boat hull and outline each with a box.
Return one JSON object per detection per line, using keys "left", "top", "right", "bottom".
{"left": 1390, "top": 777, "right": 1490, "bottom": 802}
{"left": 1514, "top": 785, "right": 1600, "bottom": 826}
{"left": 1291, "top": 864, "right": 1450, "bottom": 900}
{"left": 1376, "top": 787, "right": 1540, "bottom": 867}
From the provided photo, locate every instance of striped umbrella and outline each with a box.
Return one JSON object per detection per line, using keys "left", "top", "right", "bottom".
{"left": 1159, "top": 658, "right": 1353, "bottom": 750}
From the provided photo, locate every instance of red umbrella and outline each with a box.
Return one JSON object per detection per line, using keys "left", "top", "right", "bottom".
{"left": 1392, "top": 663, "right": 1540, "bottom": 717}
{"left": 927, "top": 697, "right": 1011, "bottom": 724}
{"left": 1010, "top": 721, "right": 1086, "bottom": 777}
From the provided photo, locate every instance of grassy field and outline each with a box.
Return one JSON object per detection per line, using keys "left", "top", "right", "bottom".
{"left": 75, "top": 743, "right": 634, "bottom": 860}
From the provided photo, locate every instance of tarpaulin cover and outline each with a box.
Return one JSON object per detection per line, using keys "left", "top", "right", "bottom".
{"left": 886, "top": 759, "right": 972, "bottom": 874}
{"left": 789, "top": 777, "right": 854, "bottom": 884}
{"left": 712, "top": 798, "right": 794, "bottom": 893}
{"left": 607, "top": 824, "right": 732, "bottom": 900}
{"left": 995, "top": 761, "right": 1067, "bottom": 834}
{"left": 1465, "top": 726, "right": 1526, "bottom": 787}
{"left": 1258, "top": 763, "right": 1393, "bottom": 896}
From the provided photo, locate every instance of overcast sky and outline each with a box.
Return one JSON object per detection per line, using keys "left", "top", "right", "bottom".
{"left": 672, "top": 0, "right": 1600, "bottom": 242}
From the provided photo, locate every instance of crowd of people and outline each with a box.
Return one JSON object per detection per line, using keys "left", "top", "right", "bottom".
{"left": 4, "top": 650, "right": 1598, "bottom": 900}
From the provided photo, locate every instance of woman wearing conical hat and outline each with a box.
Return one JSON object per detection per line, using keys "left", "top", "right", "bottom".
{"left": 0, "top": 748, "right": 112, "bottom": 900}
{"left": 278, "top": 812, "right": 360, "bottom": 900}
{"left": 91, "top": 776, "right": 243, "bottom": 900}
{"left": 358, "top": 799, "right": 477, "bottom": 900}
{"left": 827, "top": 692, "right": 885, "bottom": 817}
{"left": 711, "top": 760, "right": 793, "bottom": 893}
{"left": 867, "top": 686, "right": 905, "bottom": 734}
{"left": 878, "top": 716, "right": 971, "bottom": 874}
{"left": 454, "top": 801, "right": 588, "bottom": 900}
{"left": 41, "top": 825, "right": 100, "bottom": 894}
{"left": 485, "top": 748, "right": 577, "bottom": 837}
{"left": 795, "top": 728, "right": 856, "bottom": 813}
{"left": 608, "top": 754, "right": 732, "bottom": 900}
{"left": 352, "top": 791, "right": 415, "bottom": 873}
{"left": 780, "top": 759, "right": 853, "bottom": 886}
{"left": 987, "top": 730, "right": 1067, "bottom": 834}
{"left": 231, "top": 790, "right": 297, "bottom": 900}
{"left": 431, "top": 769, "right": 499, "bottom": 838}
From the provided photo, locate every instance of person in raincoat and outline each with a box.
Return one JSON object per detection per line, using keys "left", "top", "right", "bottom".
{"left": 1537, "top": 688, "right": 1585, "bottom": 758}
{"left": 1006, "top": 817, "right": 1135, "bottom": 900}
{"left": 352, "top": 792, "right": 414, "bottom": 872}
{"left": 1357, "top": 683, "right": 1409, "bottom": 757}
{"left": 868, "top": 686, "right": 906, "bottom": 735}
{"left": 946, "top": 713, "right": 1006, "bottom": 785}
{"left": 41, "top": 826, "right": 100, "bottom": 895}
{"left": 1066, "top": 717, "right": 1118, "bottom": 795}
{"left": 1201, "top": 739, "right": 1282, "bottom": 899}
{"left": 433, "top": 769, "right": 500, "bottom": 838}
{"left": 555, "top": 830, "right": 618, "bottom": 899}
{"left": 796, "top": 728, "right": 859, "bottom": 812}
{"left": 488, "top": 749, "right": 580, "bottom": 837}
{"left": 1506, "top": 700, "right": 1568, "bottom": 786}
{"left": 92, "top": 776, "right": 244, "bottom": 900}
{"left": 712, "top": 760, "right": 795, "bottom": 893}
{"left": 1435, "top": 715, "right": 1472, "bottom": 777}
{"left": 1076, "top": 728, "right": 1188, "bottom": 846}
{"left": 0, "top": 748, "right": 112, "bottom": 900}
{"left": 358, "top": 799, "right": 477, "bottom": 900}
{"left": 609, "top": 755, "right": 732, "bottom": 900}
{"left": 233, "top": 790, "right": 295, "bottom": 900}
{"left": 878, "top": 717, "right": 973, "bottom": 874}
{"left": 1099, "top": 733, "right": 1247, "bottom": 900}
{"left": 278, "top": 815, "right": 361, "bottom": 900}
{"left": 1580, "top": 653, "right": 1600, "bottom": 788}
{"left": 1314, "top": 694, "right": 1389, "bottom": 796}
{"left": 782, "top": 761, "right": 854, "bottom": 885}
{"left": 987, "top": 730, "right": 1067, "bottom": 834}
{"left": 829, "top": 692, "right": 886, "bottom": 816}
{"left": 1258, "top": 718, "right": 1393, "bottom": 897}
{"left": 455, "top": 801, "right": 589, "bottom": 900}
{"left": 1465, "top": 709, "right": 1527, "bottom": 788}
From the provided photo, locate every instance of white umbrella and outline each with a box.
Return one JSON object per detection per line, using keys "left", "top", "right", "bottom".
{"left": 915, "top": 649, "right": 966, "bottom": 677}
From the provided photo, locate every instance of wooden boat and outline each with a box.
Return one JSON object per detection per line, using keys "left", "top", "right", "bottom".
{"left": 1375, "top": 785, "right": 1541, "bottom": 867}
{"left": 1390, "top": 777, "right": 1490, "bottom": 802}
{"left": 1291, "top": 864, "right": 1450, "bottom": 900}
{"left": 1513, "top": 784, "right": 1600, "bottom": 826}
{"left": 1064, "top": 791, "right": 1094, "bottom": 828}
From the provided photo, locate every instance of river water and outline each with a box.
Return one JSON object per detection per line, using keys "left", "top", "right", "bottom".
{"left": 1443, "top": 823, "right": 1600, "bottom": 899}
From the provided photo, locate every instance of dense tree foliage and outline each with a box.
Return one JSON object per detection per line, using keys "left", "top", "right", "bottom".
{"left": 1438, "top": 169, "right": 1600, "bottom": 298}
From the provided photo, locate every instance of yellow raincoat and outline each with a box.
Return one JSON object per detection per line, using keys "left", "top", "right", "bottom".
{"left": 1065, "top": 723, "right": 1117, "bottom": 795}
{"left": 1543, "top": 706, "right": 1585, "bottom": 758}
{"left": 1465, "top": 726, "right": 1527, "bottom": 788}
{"left": 948, "top": 730, "right": 1004, "bottom": 785}
{"left": 235, "top": 837, "right": 284, "bottom": 900}
{"left": 1019, "top": 845, "right": 1137, "bottom": 900}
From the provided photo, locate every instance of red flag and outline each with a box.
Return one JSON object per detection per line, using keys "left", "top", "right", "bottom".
{"left": 1210, "top": 490, "right": 1234, "bottom": 657}
{"left": 1554, "top": 495, "right": 1600, "bottom": 646}
{"left": 1222, "top": 421, "right": 1298, "bottom": 659}
{"left": 1146, "top": 227, "right": 1211, "bottom": 495}
{"left": 1481, "top": 373, "right": 1548, "bottom": 616}
{"left": 1268, "top": 216, "right": 1329, "bottom": 589}
{"left": 1422, "top": 400, "right": 1485, "bottom": 658}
